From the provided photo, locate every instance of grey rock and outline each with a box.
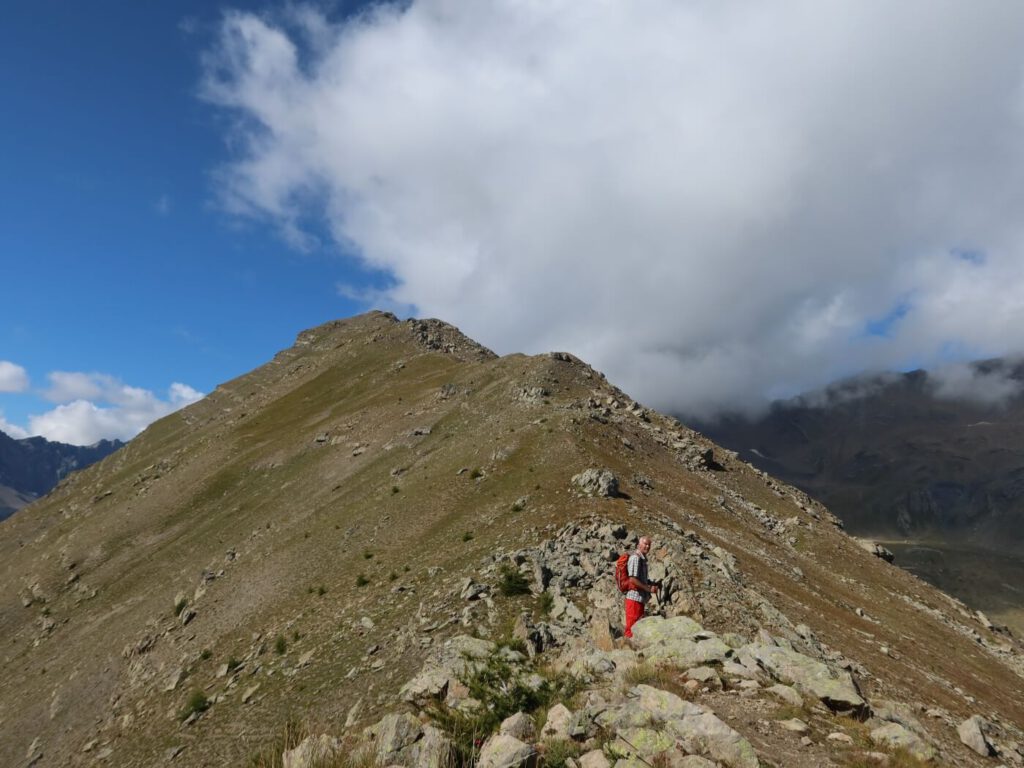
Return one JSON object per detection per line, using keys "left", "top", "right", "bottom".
{"left": 579, "top": 749, "right": 611, "bottom": 768}
{"left": 477, "top": 734, "right": 538, "bottom": 768}
{"left": 365, "top": 713, "right": 423, "bottom": 765}
{"left": 765, "top": 684, "right": 803, "bottom": 708}
{"left": 500, "top": 712, "right": 536, "bottom": 741}
{"left": 856, "top": 539, "right": 895, "bottom": 563}
{"left": 571, "top": 469, "right": 619, "bottom": 498}
{"left": 869, "top": 723, "right": 937, "bottom": 762}
{"left": 409, "top": 724, "right": 455, "bottom": 768}
{"left": 957, "top": 715, "right": 993, "bottom": 756}
{"left": 283, "top": 735, "right": 341, "bottom": 768}
{"left": 542, "top": 703, "right": 574, "bottom": 740}
{"left": 741, "top": 643, "right": 866, "bottom": 715}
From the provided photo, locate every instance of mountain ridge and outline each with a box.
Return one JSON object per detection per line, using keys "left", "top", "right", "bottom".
{"left": 2, "top": 311, "right": 1022, "bottom": 767}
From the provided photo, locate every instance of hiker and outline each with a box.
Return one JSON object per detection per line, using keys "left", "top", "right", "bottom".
{"left": 624, "top": 536, "right": 659, "bottom": 638}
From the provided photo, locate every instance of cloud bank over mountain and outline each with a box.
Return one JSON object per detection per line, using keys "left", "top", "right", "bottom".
{"left": 203, "top": 0, "right": 1024, "bottom": 418}
{"left": 0, "top": 368, "right": 203, "bottom": 445}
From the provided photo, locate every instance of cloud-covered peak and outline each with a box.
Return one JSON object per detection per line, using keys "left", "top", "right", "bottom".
{"left": 203, "top": 1, "right": 1024, "bottom": 419}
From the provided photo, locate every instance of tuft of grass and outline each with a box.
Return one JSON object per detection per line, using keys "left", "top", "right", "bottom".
{"left": 355, "top": 574, "right": 370, "bottom": 587}
{"left": 388, "top": 571, "right": 398, "bottom": 581}
{"left": 391, "top": 485, "right": 400, "bottom": 494}
{"left": 317, "top": 585, "right": 327, "bottom": 596}
{"left": 621, "top": 662, "right": 694, "bottom": 700}
{"left": 537, "top": 591, "right": 555, "bottom": 616}
{"left": 200, "top": 648, "right": 212, "bottom": 661}
{"left": 470, "top": 467, "right": 483, "bottom": 479}
{"left": 174, "top": 598, "right": 188, "bottom": 616}
{"left": 462, "top": 531, "right": 474, "bottom": 542}
{"left": 179, "top": 690, "right": 210, "bottom": 721}
{"left": 542, "top": 739, "right": 582, "bottom": 768}
{"left": 362, "top": 550, "right": 374, "bottom": 560}
{"left": 497, "top": 564, "right": 531, "bottom": 597}
{"left": 226, "top": 657, "right": 243, "bottom": 674}
{"left": 274, "top": 635, "right": 287, "bottom": 655}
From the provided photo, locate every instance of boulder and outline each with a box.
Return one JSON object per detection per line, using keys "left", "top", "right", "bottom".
{"left": 741, "top": 643, "right": 866, "bottom": 716}
{"left": 500, "top": 712, "right": 536, "bottom": 742}
{"left": 957, "top": 715, "right": 994, "bottom": 756}
{"left": 765, "top": 684, "right": 803, "bottom": 708}
{"left": 400, "top": 666, "right": 450, "bottom": 705}
{"left": 542, "top": 703, "right": 574, "bottom": 740}
{"left": 578, "top": 749, "right": 610, "bottom": 768}
{"left": 869, "top": 723, "right": 937, "bottom": 762}
{"left": 364, "top": 713, "right": 423, "bottom": 765}
{"left": 571, "top": 469, "right": 619, "bottom": 498}
{"left": 477, "top": 734, "right": 537, "bottom": 768}
{"left": 283, "top": 735, "right": 341, "bottom": 768}
{"left": 856, "top": 539, "right": 895, "bottom": 563}
{"left": 408, "top": 724, "right": 455, "bottom": 768}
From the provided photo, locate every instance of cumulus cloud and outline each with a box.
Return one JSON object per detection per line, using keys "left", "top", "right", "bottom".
{"left": 202, "top": 1, "right": 1024, "bottom": 418}
{"left": 26, "top": 375, "right": 205, "bottom": 445}
{"left": 0, "top": 361, "right": 29, "bottom": 393}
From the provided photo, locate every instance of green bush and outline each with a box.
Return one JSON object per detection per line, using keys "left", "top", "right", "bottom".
{"left": 274, "top": 635, "right": 287, "bottom": 655}
{"left": 226, "top": 657, "right": 242, "bottom": 674}
{"left": 497, "top": 564, "right": 531, "bottom": 596}
{"left": 179, "top": 690, "right": 210, "bottom": 721}
{"left": 462, "top": 531, "right": 474, "bottom": 542}
{"left": 356, "top": 574, "right": 370, "bottom": 587}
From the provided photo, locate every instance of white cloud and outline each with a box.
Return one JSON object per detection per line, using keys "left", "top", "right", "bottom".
{"left": 0, "top": 361, "right": 29, "bottom": 393}
{"left": 27, "top": 376, "right": 205, "bottom": 445}
{"left": 203, "top": 1, "right": 1024, "bottom": 418}
{"left": 927, "top": 360, "right": 1024, "bottom": 405}
{"left": 0, "top": 411, "right": 29, "bottom": 439}
{"left": 155, "top": 194, "right": 172, "bottom": 215}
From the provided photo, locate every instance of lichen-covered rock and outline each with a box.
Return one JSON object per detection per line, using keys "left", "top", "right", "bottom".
{"left": 477, "top": 734, "right": 537, "bottom": 768}
{"left": 869, "top": 723, "right": 937, "bottom": 762}
{"left": 408, "top": 724, "right": 455, "bottom": 768}
{"left": 630, "top": 617, "right": 731, "bottom": 667}
{"left": 957, "top": 715, "right": 994, "bottom": 756}
{"left": 740, "top": 643, "right": 866, "bottom": 715}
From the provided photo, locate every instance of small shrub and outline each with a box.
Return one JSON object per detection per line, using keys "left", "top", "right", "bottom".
{"left": 497, "top": 564, "right": 531, "bottom": 596}
{"left": 470, "top": 467, "right": 483, "bottom": 479}
{"left": 388, "top": 571, "right": 398, "bottom": 581}
{"left": 317, "top": 585, "right": 327, "bottom": 596}
{"left": 511, "top": 500, "right": 524, "bottom": 512}
{"left": 403, "top": 564, "right": 411, "bottom": 572}
{"left": 363, "top": 550, "right": 374, "bottom": 560}
{"left": 199, "top": 648, "right": 212, "bottom": 661}
{"left": 462, "top": 531, "right": 474, "bottom": 542}
{"left": 179, "top": 689, "right": 210, "bottom": 721}
{"left": 174, "top": 598, "right": 188, "bottom": 616}
{"left": 274, "top": 635, "right": 287, "bottom": 655}
{"left": 292, "top": 630, "right": 301, "bottom": 641}
{"left": 356, "top": 574, "right": 370, "bottom": 587}
{"left": 226, "top": 657, "right": 242, "bottom": 674}
{"left": 537, "top": 591, "right": 555, "bottom": 616}
{"left": 392, "top": 485, "right": 400, "bottom": 494}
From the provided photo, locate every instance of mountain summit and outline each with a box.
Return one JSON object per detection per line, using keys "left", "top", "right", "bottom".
{"left": 2, "top": 311, "right": 1022, "bottom": 767}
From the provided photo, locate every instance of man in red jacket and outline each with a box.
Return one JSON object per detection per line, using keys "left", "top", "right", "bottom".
{"left": 624, "top": 536, "right": 659, "bottom": 638}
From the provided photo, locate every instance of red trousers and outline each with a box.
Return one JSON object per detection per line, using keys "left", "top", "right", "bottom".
{"left": 624, "top": 599, "right": 645, "bottom": 638}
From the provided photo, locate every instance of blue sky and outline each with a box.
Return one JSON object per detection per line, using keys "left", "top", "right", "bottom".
{"left": 0, "top": 2, "right": 379, "bottom": 443}
{"left": 3, "top": 2, "right": 1024, "bottom": 443}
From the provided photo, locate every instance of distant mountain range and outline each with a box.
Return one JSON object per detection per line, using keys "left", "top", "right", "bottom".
{"left": 697, "top": 358, "right": 1024, "bottom": 553}
{"left": 697, "top": 358, "right": 1024, "bottom": 629}
{"left": 0, "top": 430, "right": 123, "bottom": 521}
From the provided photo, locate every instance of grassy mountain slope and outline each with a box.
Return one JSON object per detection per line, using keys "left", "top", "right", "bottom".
{"left": 2, "top": 312, "right": 1022, "bottom": 767}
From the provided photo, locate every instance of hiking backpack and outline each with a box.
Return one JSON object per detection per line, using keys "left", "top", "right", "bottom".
{"left": 614, "top": 553, "right": 631, "bottom": 593}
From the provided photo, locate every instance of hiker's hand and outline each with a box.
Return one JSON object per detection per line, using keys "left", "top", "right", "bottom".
{"left": 649, "top": 584, "right": 659, "bottom": 594}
